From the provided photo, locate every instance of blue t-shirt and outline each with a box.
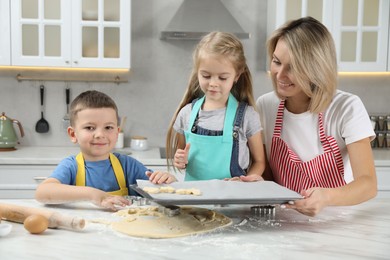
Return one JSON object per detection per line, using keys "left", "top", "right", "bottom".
{"left": 50, "top": 152, "right": 149, "bottom": 195}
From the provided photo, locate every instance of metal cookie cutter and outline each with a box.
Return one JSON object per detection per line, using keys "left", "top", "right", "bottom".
{"left": 159, "top": 205, "right": 181, "bottom": 217}
{"left": 250, "top": 205, "right": 275, "bottom": 217}
{"left": 124, "top": 196, "right": 151, "bottom": 206}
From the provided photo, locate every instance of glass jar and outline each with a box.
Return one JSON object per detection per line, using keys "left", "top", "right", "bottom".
{"left": 378, "top": 116, "right": 385, "bottom": 131}
{"left": 377, "top": 132, "right": 385, "bottom": 148}
{"left": 370, "top": 115, "right": 377, "bottom": 131}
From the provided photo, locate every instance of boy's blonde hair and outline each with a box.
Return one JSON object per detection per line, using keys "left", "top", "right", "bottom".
{"left": 69, "top": 90, "right": 119, "bottom": 126}
{"left": 166, "top": 31, "right": 254, "bottom": 167}
{"left": 267, "top": 16, "right": 338, "bottom": 113}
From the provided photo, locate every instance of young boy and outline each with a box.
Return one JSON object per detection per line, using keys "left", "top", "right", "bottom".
{"left": 35, "top": 90, "right": 176, "bottom": 211}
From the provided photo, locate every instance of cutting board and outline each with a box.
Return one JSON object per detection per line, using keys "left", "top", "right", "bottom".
{"left": 131, "top": 180, "right": 302, "bottom": 206}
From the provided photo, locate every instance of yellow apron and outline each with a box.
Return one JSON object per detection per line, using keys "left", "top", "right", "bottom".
{"left": 75, "top": 153, "right": 128, "bottom": 196}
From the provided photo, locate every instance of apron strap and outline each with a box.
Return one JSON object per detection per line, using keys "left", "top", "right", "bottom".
{"left": 230, "top": 101, "right": 248, "bottom": 177}
{"left": 75, "top": 152, "right": 128, "bottom": 195}
{"left": 273, "top": 99, "right": 285, "bottom": 137}
{"left": 189, "top": 94, "right": 238, "bottom": 142}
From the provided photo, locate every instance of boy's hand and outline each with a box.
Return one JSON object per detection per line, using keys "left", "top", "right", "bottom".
{"left": 146, "top": 171, "right": 177, "bottom": 184}
{"left": 173, "top": 143, "right": 190, "bottom": 169}
{"left": 92, "top": 191, "right": 130, "bottom": 211}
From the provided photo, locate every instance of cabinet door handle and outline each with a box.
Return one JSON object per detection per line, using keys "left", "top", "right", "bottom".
{"left": 33, "top": 177, "right": 47, "bottom": 181}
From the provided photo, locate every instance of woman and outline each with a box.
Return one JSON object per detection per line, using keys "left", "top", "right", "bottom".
{"left": 256, "top": 17, "right": 377, "bottom": 216}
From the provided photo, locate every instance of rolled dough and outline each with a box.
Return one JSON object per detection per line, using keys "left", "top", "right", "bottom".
{"left": 111, "top": 206, "right": 232, "bottom": 238}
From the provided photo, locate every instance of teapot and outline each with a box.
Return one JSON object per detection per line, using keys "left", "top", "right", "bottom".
{"left": 0, "top": 112, "right": 24, "bottom": 149}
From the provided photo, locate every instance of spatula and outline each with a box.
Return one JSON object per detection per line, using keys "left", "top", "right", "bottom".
{"left": 35, "top": 85, "right": 50, "bottom": 133}
{"left": 62, "top": 87, "right": 70, "bottom": 129}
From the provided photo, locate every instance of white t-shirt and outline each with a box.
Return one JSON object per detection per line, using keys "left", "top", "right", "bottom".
{"left": 256, "top": 90, "right": 375, "bottom": 183}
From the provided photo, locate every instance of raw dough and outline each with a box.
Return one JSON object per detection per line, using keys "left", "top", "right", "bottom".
{"left": 142, "top": 187, "right": 160, "bottom": 194}
{"left": 159, "top": 186, "right": 175, "bottom": 193}
{"left": 111, "top": 206, "right": 232, "bottom": 238}
{"left": 175, "top": 188, "right": 201, "bottom": 196}
{"left": 142, "top": 186, "right": 202, "bottom": 196}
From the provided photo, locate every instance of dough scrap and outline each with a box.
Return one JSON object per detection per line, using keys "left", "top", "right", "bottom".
{"left": 111, "top": 206, "right": 231, "bottom": 239}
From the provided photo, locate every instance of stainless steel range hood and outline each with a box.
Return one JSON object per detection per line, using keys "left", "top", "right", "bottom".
{"left": 160, "top": 0, "right": 250, "bottom": 40}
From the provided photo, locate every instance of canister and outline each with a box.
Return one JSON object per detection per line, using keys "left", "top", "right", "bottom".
{"left": 370, "top": 116, "right": 377, "bottom": 131}
{"left": 378, "top": 116, "right": 385, "bottom": 131}
{"left": 377, "top": 132, "right": 385, "bottom": 148}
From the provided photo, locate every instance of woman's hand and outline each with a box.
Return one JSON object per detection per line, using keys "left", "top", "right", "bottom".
{"left": 283, "top": 188, "right": 329, "bottom": 217}
{"left": 173, "top": 143, "right": 190, "bottom": 169}
{"left": 146, "top": 171, "right": 177, "bottom": 184}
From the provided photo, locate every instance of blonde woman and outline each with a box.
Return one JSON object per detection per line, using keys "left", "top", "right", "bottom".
{"left": 166, "top": 31, "right": 265, "bottom": 181}
{"left": 257, "top": 17, "right": 377, "bottom": 216}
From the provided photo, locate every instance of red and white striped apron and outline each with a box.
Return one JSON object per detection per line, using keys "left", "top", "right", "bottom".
{"left": 269, "top": 100, "right": 346, "bottom": 193}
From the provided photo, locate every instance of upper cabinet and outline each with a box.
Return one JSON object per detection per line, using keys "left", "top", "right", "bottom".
{"left": 9, "top": 0, "right": 130, "bottom": 69}
{"left": 0, "top": 0, "right": 10, "bottom": 65}
{"left": 268, "top": 0, "right": 390, "bottom": 72}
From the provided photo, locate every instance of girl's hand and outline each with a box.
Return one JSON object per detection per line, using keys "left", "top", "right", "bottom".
{"left": 173, "top": 143, "right": 191, "bottom": 169}
{"left": 146, "top": 171, "right": 177, "bottom": 184}
{"left": 92, "top": 191, "right": 130, "bottom": 211}
{"left": 283, "top": 188, "right": 329, "bottom": 216}
{"left": 240, "top": 174, "right": 264, "bottom": 182}
{"left": 224, "top": 175, "right": 264, "bottom": 182}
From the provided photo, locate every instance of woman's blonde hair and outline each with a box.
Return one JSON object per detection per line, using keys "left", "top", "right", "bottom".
{"left": 267, "top": 16, "right": 338, "bottom": 113}
{"left": 165, "top": 31, "right": 254, "bottom": 169}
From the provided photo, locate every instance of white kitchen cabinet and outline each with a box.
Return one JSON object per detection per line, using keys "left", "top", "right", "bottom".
{"left": 0, "top": 0, "right": 10, "bottom": 65}
{"left": 267, "top": 0, "right": 390, "bottom": 72}
{"left": 0, "top": 165, "right": 55, "bottom": 199}
{"left": 10, "top": 0, "right": 130, "bottom": 69}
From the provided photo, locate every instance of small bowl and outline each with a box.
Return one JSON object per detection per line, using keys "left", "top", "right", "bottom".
{"left": 0, "top": 223, "right": 12, "bottom": 237}
{"left": 130, "top": 136, "right": 148, "bottom": 151}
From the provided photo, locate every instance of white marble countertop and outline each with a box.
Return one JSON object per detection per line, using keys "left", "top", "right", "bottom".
{"left": 0, "top": 198, "right": 388, "bottom": 259}
{"left": 1, "top": 146, "right": 390, "bottom": 167}
{"left": 0, "top": 146, "right": 167, "bottom": 166}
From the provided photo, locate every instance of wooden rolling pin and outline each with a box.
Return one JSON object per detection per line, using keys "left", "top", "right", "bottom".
{"left": 0, "top": 203, "right": 85, "bottom": 231}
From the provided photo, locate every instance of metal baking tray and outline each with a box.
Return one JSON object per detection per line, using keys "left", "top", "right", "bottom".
{"left": 130, "top": 180, "right": 303, "bottom": 206}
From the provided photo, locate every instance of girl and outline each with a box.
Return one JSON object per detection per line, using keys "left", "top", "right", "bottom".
{"left": 166, "top": 31, "right": 265, "bottom": 181}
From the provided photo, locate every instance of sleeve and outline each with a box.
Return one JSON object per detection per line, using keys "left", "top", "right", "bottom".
{"left": 49, "top": 156, "right": 77, "bottom": 185}
{"left": 339, "top": 95, "right": 376, "bottom": 145}
{"left": 243, "top": 105, "right": 262, "bottom": 138}
{"left": 173, "top": 104, "right": 192, "bottom": 135}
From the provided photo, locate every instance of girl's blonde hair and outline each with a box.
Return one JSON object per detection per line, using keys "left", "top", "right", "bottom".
{"left": 267, "top": 16, "right": 338, "bottom": 113}
{"left": 166, "top": 31, "right": 254, "bottom": 168}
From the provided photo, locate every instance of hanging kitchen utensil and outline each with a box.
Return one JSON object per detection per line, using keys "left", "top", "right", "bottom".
{"left": 62, "top": 86, "right": 70, "bottom": 129}
{"left": 35, "top": 85, "right": 50, "bottom": 133}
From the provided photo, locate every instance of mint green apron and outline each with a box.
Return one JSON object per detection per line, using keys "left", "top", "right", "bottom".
{"left": 184, "top": 94, "right": 238, "bottom": 181}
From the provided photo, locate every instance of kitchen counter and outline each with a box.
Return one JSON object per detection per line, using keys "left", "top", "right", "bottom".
{"left": 0, "top": 198, "right": 388, "bottom": 259}
{"left": 0, "top": 146, "right": 167, "bottom": 166}
{"left": 1, "top": 146, "right": 390, "bottom": 166}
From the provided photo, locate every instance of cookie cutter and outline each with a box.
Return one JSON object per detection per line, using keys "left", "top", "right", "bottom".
{"left": 125, "top": 196, "right": 151, "bottom": 206}
{"left": 159, "top": 205, "right": 181, "bottom": 217}
{"left": 250, "top": 205, "right": 275, "bottom": 217}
